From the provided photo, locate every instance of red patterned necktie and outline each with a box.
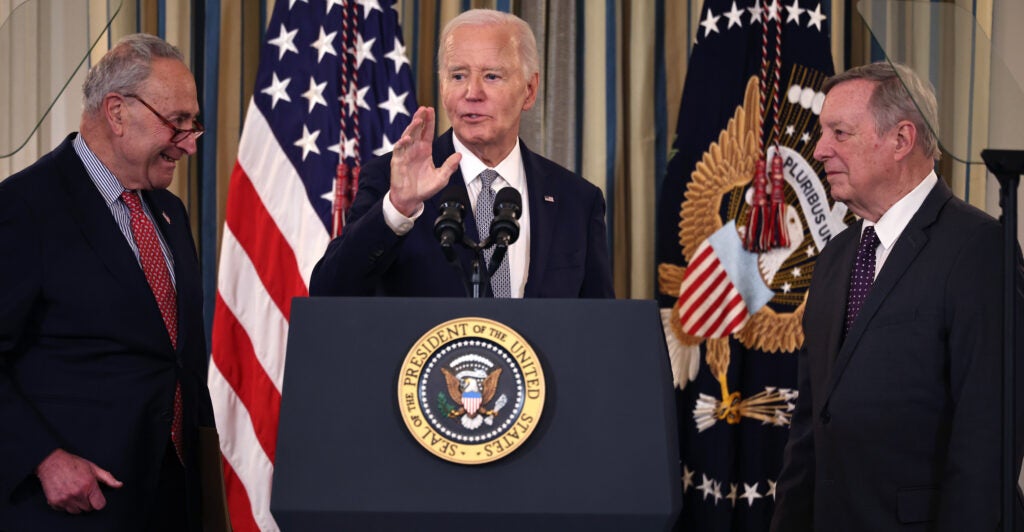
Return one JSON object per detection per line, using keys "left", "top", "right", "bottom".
{"left": 121, "top": 191, "right": 183, "bottom": 463}
{"left": 844, "top": 225, "right": 880, "bottom": 336}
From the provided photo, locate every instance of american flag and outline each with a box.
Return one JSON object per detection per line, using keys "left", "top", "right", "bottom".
{"left": 208, "top": 0, "right": 416, "bottom": 529}
{"left": 676, "top": 222, "right": 774, "bottom": 339}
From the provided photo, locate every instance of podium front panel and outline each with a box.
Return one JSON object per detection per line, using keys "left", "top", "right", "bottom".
{"left": 271, "top": 297, "right": 681, "bottom": 531}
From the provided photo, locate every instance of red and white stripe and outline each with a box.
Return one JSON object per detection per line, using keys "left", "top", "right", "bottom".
{"left": 209, "top": 101, "right": 330, "bottom": 532}
{"left": 462, "top": 395, "right": 481, "bottom": 416}
{"left": 677, "top": 240, "right": 751, "bottom": 339}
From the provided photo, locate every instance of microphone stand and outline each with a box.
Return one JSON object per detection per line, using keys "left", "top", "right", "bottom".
{"left": 436, "top": 224, "right": 496, "bottom": 299}
{"left": 465, "top": 235, "right": 493, "bottom": 299}
{"left": 487, "top": 243, "right": 509, "bottom": 277}
{"left": 440, "top": 244, "right": 473, "bottom": 298}
{"left": 981, "top": 149, "right": 1022, "bottom": 532}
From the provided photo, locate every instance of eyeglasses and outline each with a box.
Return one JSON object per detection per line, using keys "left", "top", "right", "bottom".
{"left": 123, "top": 93, "right": 204, "bottom": 143}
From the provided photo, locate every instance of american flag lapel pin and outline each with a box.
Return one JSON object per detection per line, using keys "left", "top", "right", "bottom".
{"left": 544, "top": 195, "right": 555, "bottom": 203}
{"left": 162, "top": 212, "right": 171, "bottom": 224}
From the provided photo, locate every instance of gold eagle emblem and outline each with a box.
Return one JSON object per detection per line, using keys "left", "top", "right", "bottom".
{"left": 441, "top": 367, "right": 502, "bottom": 419}
{"left": 658, "top": 74, "right": 832, "bottom": 429}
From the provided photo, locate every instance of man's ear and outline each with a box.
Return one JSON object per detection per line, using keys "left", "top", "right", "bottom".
{"left": 104, "top": 93, "right": 127, "bottom": 136}
{"left": 892, "top": 120, "right": 917, "bottom": 161}
{"left": 521, "top": 71, "right": 539, "bottom": 112}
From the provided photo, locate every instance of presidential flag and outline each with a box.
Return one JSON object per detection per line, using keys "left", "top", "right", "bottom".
{"left": 208, "top": 1, "right": 416, "bottom": 530}
{"left": 654, "top": 1, "right": 839, "bottom": 530}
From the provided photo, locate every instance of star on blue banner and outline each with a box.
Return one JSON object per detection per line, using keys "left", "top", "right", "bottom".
{"left": 255, "top": 0, "right": 416, "bottom": 232}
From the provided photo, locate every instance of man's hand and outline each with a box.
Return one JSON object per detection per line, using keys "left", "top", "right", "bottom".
{"left": 389, "top": 106, "right": 462, "bottom": 216}
{"left": 36, "top": 448, "right": 123, "bottom": 514}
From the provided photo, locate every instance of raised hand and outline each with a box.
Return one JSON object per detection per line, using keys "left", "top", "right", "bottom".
{"left": 389, "top": 106, "right": 462, "bottom": 216}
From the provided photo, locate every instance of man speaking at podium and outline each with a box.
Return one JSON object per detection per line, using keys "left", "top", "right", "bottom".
{"left": 310, "top": 9, "right": 614, "bottom": 299}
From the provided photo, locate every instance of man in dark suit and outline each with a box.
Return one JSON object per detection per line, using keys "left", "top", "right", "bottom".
{"left": 0, "top": 34, "right": 216, "bottom": 531}
{"left": 770, "top": 62, "right": 1024, "bottom": 531}
{"left": 309, "top": 9, "right": 614, "bottom": 299}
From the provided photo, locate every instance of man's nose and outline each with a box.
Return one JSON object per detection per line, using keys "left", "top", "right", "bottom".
{"left": 465, "top": 75, "right": 484, "bottom": 99}
{"left": 812, "top": 135, "right": 829, "bottom": 162}
{"left": 176, "top": 133, "right": 199, "bottom": 155}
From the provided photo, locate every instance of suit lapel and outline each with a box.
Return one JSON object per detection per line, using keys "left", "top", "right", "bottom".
{"left": 825, "top": 180, "right": 952, "bottom": 399}
{"left": 56, "top": 137, "right": 156, "bottom": 303}
{"left": 817, "top": 223, "right": 861, "bottom": 378}
{"left": 56, "top": 136, "right": 177, "bottom": 356}
{"left": 521, "top": 141, "right": 556, "bottom": 297}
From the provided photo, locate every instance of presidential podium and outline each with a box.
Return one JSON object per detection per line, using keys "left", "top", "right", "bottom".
{"left": 271, "top": 297, "right": 681, "bottom": 531}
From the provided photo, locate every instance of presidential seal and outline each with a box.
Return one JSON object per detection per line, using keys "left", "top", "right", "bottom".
{"left": 397, "top": 317, "right": 545, "bottom": 465}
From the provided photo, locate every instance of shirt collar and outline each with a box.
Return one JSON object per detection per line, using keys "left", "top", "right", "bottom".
{"left": 453, "top": 134, "right": 524, "bottom": 189}
{"left": 865, "top": 170, "right": 938, "bottom": 249}
{"left": 72, "top": 133, "right": 127, "bottom": 208}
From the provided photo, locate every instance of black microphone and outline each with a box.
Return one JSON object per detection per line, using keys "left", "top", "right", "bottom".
{"left": 434, "top": 182, "right": 467, "bottom": 251}
{"left": 489, "top": 187, "right": 522, "bottom": 247}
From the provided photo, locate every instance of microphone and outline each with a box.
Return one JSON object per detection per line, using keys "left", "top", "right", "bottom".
{"left": 433, "top": 182, "right": 467, "bottom": 251}
{"left": 489, "top": 187, "right": 522, "bottom": 248}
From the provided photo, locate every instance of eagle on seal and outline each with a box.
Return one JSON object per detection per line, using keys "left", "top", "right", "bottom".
{"left": 441, "top": 367, "right": 502, "bottom": 427}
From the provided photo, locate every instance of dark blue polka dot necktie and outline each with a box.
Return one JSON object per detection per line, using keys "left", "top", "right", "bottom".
{"left": 845, "top": 225, "right": 879, "bottom": 336}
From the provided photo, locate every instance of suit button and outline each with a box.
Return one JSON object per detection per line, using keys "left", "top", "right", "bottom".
{"left": 820, "top": 410, "right": 831, "bottom": 424}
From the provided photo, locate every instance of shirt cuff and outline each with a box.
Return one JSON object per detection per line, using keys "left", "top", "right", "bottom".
{"left": 382, "top": 191, "right": 422, "bottom": 235}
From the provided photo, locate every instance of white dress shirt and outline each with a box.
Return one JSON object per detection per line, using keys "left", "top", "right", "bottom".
{"left": 860, "top": 170, "right": 938, "bottom": 279}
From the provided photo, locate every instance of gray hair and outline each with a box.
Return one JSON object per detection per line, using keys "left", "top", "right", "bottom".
{"left": 82, "top": 33, "right": 186, "bottom": 113}
{"left": 437, "top": 9, "right": 540, "bottom": 80}
{"left": 823, "top": 61, "right": 941, "bottom": 161}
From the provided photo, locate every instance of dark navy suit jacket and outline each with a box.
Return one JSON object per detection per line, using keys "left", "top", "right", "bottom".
{"left": 771, "top": 179, "right": 1024, "bottom": 531}
{"left": 0, "top": 134, "right": 214, "bottom": 531}
{"left": 310, "top": 130, "right": 614, "bottom": 299}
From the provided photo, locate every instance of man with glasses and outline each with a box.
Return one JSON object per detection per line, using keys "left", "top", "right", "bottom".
{"left": 0, "top": 34, "right": 216, "bottom": 531}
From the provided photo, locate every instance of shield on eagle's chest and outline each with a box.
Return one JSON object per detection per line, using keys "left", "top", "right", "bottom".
{"left": 462, "top": 390, "right": 482, "bottom": 417}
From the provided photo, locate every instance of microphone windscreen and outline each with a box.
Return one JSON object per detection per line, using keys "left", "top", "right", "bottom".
{"left": 493, "top": 187, "right": 522, "bottom": 218}
{"left": 434, "top": 179, "right": 468, "bottom": 246}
